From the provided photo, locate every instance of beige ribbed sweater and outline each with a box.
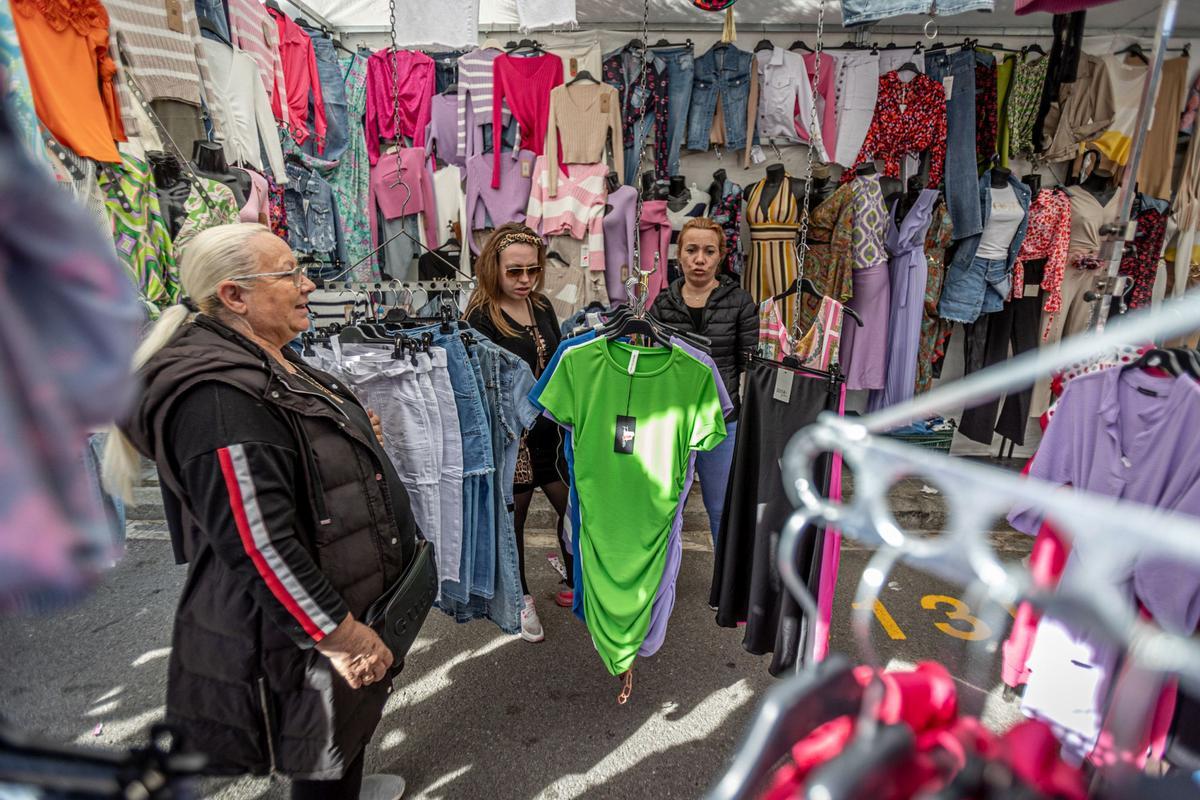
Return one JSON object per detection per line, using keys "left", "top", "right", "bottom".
{"left": 544, "top": 82, "right": 624, "bottom": 196}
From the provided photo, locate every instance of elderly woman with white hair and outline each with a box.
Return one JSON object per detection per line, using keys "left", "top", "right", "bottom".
{"left": 104, "top": 223, "right": 419, "bottom": 800}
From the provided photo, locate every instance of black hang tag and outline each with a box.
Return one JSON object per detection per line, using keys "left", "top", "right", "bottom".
{"left": 614, "top": 415, "right": 637, "bottom": 454}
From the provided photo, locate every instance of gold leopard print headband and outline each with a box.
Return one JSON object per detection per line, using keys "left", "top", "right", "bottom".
{"left": 494, "top": 231, "right": 543, "bottom": 253}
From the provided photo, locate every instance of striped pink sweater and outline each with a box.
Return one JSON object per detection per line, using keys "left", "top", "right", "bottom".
{"left": 525, "top": 156, "right": 607, "bottom": 272}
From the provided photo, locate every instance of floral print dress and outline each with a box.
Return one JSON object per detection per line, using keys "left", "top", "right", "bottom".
{"left": 330, "top": 53, "right": 377, "bottom": 281}
{"left": 915, "top": 200, "right": 953, "bottom": 395}
{"left": 848, "top": 71, "right": 947, "bottom": 186}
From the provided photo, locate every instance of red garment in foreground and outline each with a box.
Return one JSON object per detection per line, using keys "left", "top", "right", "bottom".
{"left": 761, "top": 662, "right": 1087, "bottom": 800}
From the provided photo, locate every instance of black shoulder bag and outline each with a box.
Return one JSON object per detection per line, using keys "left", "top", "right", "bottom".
{"left": 364, "top": 539, "right": 438, "bottom": 676}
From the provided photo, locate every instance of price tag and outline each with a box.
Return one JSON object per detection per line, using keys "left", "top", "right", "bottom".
{"left": 750, "top": 145, "right": 767, "bottom": 165}
{"left": 773, "top": 368, "right": 794, "bottom": 403}
{"left": 570, "top": 57, "right": 579, "bottom": 76}
{"left": 520, "top": 159, "right": 531, "bottom": 178}
{"left": 942, "top": 76, "right": 954, "bottom": 100}
{"left": 165, "top": 0, "right": 185, "bottom": 32}
{"left": 580, "top": 243, "right": 589, "bottom": 268}
{"left": 600, "top": 92, "right": 610, "bottom": 114}
{"left": 614, "top": 415, "right": 637, "bottom": 454}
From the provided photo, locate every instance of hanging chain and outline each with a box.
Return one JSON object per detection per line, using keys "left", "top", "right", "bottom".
{"left": 789, "top": 0, "right": 827, "bottom": 343}
{"left": 630, "top": 0, "right": 652, "bottom": 280}
{"left": 388, "top": 0, "right": 405, "bottom": 168}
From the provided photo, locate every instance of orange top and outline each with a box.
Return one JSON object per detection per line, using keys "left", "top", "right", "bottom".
{"left": 11, "top": 0, "right": 126, "bottom": 162}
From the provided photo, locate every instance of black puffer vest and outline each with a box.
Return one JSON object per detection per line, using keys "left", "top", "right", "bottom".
{"left": 123, "top": 316, "right": 417, "bottom": 780}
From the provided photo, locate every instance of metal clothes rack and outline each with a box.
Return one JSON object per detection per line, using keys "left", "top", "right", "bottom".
{"left": 323, "top": 279, "right": 476, "bottom": 293}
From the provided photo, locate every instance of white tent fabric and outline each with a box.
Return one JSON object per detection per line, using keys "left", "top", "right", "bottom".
{"left": 322, "top": 0, "right": 1198, "bottom": 39}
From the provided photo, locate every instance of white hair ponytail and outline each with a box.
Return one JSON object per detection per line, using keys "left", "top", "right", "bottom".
{"left": 102, "top": 223, "right": 272, "bottom": 501}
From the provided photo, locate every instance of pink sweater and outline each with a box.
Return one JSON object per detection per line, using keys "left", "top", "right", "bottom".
{"left": 525, "top": 156, "right": 606, "bottom": 270}
{"left": 366, "top": 49, "right": 435, "bottom": 166}
{"left": 369, "top": 147, "right": 439, "bottom": 254}
{"left": 491, "top": 52, "right": 563, "bottom": 189}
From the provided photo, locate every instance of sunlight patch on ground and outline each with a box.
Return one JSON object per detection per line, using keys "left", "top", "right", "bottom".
{"left": 73, "top": 706, "right": 164, "bottom": 745}
{"left": 383, "top": 634, "right": 519, "bottom": 715}
{"left": 411, "top": 764, "right": 473, "bottom": 800}
{"left": 132, "top": 647, "right": 172, "bottom": 666}
{"left": 534, "top": 679, "right": 756, "bottom": 798}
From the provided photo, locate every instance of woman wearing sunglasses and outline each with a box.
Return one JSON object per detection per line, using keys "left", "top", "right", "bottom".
{"left": 464, "top": 223, "right": 571, "bottom": 643}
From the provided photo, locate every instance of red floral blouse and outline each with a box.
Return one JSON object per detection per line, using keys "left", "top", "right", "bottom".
{"left": 1011, "top": 188, "right": 1071, "bottom": 327}
{"left": 849, "top": 71, "right": 947, "bottom": 186}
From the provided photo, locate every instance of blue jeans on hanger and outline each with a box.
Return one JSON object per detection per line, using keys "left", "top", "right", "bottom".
{"left": 652, "top": 46, "right": 695, "bottom": 177}
{"left": 299, "top": 28, "right": 349, "bottom": 162}
{"left": 924, "top": 49, "right": 982, "bottom": 241}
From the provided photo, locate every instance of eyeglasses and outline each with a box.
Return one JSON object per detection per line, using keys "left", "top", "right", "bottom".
{"left": 228, "top": 264, "right": 309, "bottom": 288}
{"left": 504, "top": 266, "right": 544, "bottom": 279}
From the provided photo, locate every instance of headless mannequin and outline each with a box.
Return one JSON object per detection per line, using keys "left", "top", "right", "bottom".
{"left": 744, "top": 163, "right": 807, "bottom": 217}
{"left": 891, "top": 176, "right": 927, "bottom": 225}
{"left": 990, "top": 166, "right": 1012, "bottom": 189}
{"left": 707, "top": 168, "right": 727, "bottom": 206}
{"left": 148, "top": 150, "right": 192, "bottom": 238}
{"left": 1079, "top": 168, "right": 1117, "bottom": 207}
{"left": 666, "top": 175, "right": 689, "bottom": 212}
{"left": 641, "top": 170, "right": 668, "bottom": 200}
{"left": 192, "top": 140, "right": 249, "bottom": 206}
{"left": 1022, "top": 172, "right": 1042, "bottom": 200}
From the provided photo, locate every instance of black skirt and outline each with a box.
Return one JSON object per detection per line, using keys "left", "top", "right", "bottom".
{"left": 710, "top": 359, "right": 840, "bottom": 676}
{"left": 515, "top": 415, "right": 568, "bottom": 493}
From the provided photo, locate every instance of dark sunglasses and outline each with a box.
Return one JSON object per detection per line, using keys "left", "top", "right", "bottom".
{"left": 505, "top": 266, "right": 544, "bottom": 278}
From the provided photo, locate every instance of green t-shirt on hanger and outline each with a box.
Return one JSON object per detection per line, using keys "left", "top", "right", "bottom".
{"left": 538, "top": 338, "right": 727, "bottom": 675}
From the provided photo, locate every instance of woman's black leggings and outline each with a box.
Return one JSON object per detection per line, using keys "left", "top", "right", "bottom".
{"left": 291, "top": 750, "right": 365, "bottom": 800}
{"left": 513, "top": 480, "right": 572, "bottom": 595}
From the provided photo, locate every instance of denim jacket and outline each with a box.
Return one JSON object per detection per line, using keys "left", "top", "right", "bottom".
{"left": 939, "top": 171, "right": 1031, "bottom": 321}
{"left": 284, "top": 161, "right": 348, "bottom": 266}
{"left": 947, "top": 171, "right": 1031, "bottom": 276}
{"left": 687, "top": 43, "right": 755, "bottom": 151}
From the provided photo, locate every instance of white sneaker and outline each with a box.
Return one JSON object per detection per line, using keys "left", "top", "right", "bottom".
{"left": 520, "top": 594, "right": 545, "bottom": 642}
{"left": 360, "top": 774, "right": 406, "bottom": 800}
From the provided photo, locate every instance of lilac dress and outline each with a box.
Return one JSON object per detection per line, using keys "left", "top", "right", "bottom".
{"left": 866, "top": 189, "right": 939, "bottom": 411}
{"left": 838, "top": 174, "right": 891, "bottom": 391}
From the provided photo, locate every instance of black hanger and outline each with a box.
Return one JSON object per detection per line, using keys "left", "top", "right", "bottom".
{"left": 263, "top": 0, "right": 281, "bottom": 11}
{"left": 625, "top": 37, "right": 645, "bottom": 51}
{"left": 897, "top": 60, "right": 921, "bottom": 75}
{"left": 598, "top": 304, "right": 711, "bottom": 353}
{"left": 1168, "top": 347, "right": 1200, "bottom": 380}
{"left": 1023, "top": 42, "right": 1047, "bottom": 57}
{"left": 651, "top": 37, "right": 693, "bottom": 48}
{"left": 1116, "top": 42, "right": 1149, "bottom": 64}
{"left": 508, "top": 38, "right": 545, "bottom": 55}
{"left": 705, "top": 656, "right": 861, "bottom": 800}
{"left": 788, "top": 39, "right": 813, "bottom": 52}
{"left": 1121, "top": 348, "right": 1183, "bottom": 377}
{"left": 338, "top": 325, "right": 390, "bottom": 344}
{"left": 754, "top": 38, "right": 774, "bottom": 53}
{"left": 567, "top": 69, "right": 599, "bottom": 85}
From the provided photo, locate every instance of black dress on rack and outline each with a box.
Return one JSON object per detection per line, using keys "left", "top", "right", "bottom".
{"left": 710, "top": 358, "right": 841, "bottom": 676}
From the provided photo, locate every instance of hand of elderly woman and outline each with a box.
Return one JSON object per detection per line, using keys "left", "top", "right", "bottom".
{"left": 367, "top": 409, "right": 385, "bottom": 447}
{"left": 316, "top": 613, "right": 395, "bottom": 688}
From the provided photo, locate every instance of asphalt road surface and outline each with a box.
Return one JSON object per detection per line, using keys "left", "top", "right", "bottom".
{"left": 0, "top": 523, "right": 1029, "bottom": 799}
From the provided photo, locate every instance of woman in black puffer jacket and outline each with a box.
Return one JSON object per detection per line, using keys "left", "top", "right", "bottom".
{"left": 650, "top": 217, "right": 757, "bottom": 546}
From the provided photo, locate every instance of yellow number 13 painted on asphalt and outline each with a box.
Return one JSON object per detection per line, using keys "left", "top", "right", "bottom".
{"left": 920, "top": 595, "right": 993, "bottom": 641}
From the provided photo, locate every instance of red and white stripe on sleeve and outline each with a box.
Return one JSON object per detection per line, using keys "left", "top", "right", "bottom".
{"left": 217, "top": 444, "right": 340, "bottom": 641}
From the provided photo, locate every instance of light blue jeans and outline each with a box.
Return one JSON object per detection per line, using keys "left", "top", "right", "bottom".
{"left": 695, "top": 420, "right": 737, "bottom": 547}
{"left": 925, "top": 49, "right": 983, "bottom": 240}
{"left": 841, "top": 0, "right": 995, "bottom": 27}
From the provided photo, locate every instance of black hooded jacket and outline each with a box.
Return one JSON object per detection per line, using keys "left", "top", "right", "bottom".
{"left": 649, "top": 274, "right": 758, "bottom": 419}
{"left": 121, "top": 314, "right": 419, "bottom": 780}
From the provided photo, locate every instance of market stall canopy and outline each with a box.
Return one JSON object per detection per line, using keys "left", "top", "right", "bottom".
{"left": 319, "top": 0, "right": 1200, "bottom": 37}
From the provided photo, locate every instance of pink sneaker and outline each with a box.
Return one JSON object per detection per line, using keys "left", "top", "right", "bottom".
{"left": 555, "top": 588, "right": 574, "bottom": 608}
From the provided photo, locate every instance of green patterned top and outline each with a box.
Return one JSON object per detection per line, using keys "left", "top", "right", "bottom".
{"left": 100, "top": 153, "right": 178, "bottom": 306}
{"left": 1008, "top": 55, "right": 1051, "bottom": 159}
